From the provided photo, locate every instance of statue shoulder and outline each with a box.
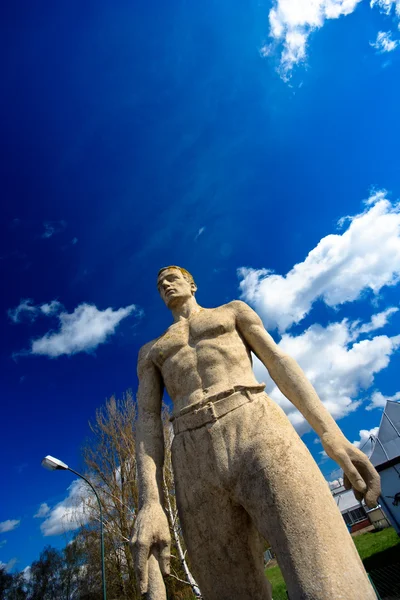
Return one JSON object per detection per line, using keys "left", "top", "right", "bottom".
{"left": 224, "top": 299, "right": 252, "bottom": 314}
{"left": 223, "top": 300, "right": 263, "bottom": 329}
{"left": 210, "top": 301, "right": 256, "bottom": 325}
{"left": 138, "top": 338, "right": 159, "bottom": 364}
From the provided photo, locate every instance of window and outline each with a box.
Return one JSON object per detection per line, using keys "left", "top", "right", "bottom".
{"left": 343, "top": 506, "right": 367, "bottom": 525}
{"left": 343, "top": 512, "right": 352, "bottom": 526}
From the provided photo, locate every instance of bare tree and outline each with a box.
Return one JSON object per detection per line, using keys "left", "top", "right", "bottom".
{"left": 82, "top": 391, "right": 139, "bottom": 599}
{"left": 78, "top": 391, "right": 198, "bottom": 599}
{"left": 163, "top": 405, "right": 202, "bottom": 599}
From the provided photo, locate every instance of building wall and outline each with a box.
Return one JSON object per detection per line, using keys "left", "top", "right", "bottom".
{"left": 379, "top": 466, "right": 400, "bottom": 535}
{"left": 367, "top": 506, "right": 390, "bottom": 529}
{"left": 351, "top": 518, "right": 370, "bottom": 533}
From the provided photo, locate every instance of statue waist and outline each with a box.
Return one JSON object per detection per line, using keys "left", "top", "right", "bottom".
{"left": 170, "top": 384, "right": 266, "bottom": 435}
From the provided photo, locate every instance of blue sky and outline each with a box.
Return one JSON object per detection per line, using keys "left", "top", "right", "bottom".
{"left": 1, "top": 0, "right": 400, "bottom": 573}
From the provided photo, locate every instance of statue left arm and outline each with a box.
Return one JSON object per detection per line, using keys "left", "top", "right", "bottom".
{"left": 232, "top": 300, "right": 381, "bottom": 507}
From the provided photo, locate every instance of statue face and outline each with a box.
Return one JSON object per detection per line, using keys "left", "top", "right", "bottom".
{"left": 157, "top": 268, "right": 194, "bottom": 308}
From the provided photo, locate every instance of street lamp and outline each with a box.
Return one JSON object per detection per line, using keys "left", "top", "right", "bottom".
{"left": 41, "top": 455, "right": 107, "bottom": 600}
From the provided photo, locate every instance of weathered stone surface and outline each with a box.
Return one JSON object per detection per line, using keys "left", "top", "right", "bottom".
{"left": 131, "top": 266, "right": 380, "bottom": 600}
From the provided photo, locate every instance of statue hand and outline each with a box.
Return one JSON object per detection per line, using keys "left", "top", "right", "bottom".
{"left": 131, "top": 503, "right": 171, "bottom": 595}
{"left": 321, "top": 432, "right": 381, "bottom": 508}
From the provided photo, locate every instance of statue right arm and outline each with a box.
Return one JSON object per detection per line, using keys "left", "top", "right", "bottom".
{"left": 232, "top": 300, "right": 381, "bottom": 508}
{"left": 131, "top": 344, "right": 170, "bottom": 595}
{"left": 136, "top": 344, "right": 165, "bottom": 507}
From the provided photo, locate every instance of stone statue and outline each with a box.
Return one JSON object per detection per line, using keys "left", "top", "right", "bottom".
{"left": 131, "top": 266, "right": 381, "bottom": 600}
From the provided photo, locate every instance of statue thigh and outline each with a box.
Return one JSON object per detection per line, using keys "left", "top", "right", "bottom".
{"left": 174, "top": 472, "right": 272, "bottom": 600}
{"left": 232, "top": 395, "right": 377, "bottom": 600}
{"left": 172, "top": 424, "right": 272, "bottom": 600}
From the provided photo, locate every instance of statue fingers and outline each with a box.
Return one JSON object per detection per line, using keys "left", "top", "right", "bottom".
{"left": 354, "top": 489, "right": 364, "bottom": 502}
{"left": 364, "top": 489, "right": 379, "bottom": 508}
{"left": 350, "top": 453, "right": 381, "bottom": 508}
{"left": 343, "top": 473, "right": 352, "bottom": 490}
{"left": 158, "top": 540, "right": 171, "bottom": 577}
{"left": 147, "top": 552, "right": 167, "bottom": 600}
{"left": 362, "top": 464, "right": 381, "bottom": 509}
{"left": 343, "top": 471, "right": 364, "bottom": 499}
{"left": 134, "top": 538, "right": 150, "bottom": 594}
{"left": 338, "top": 453, "right": 367, "bottom": 494}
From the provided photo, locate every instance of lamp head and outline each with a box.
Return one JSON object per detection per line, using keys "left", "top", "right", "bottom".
{"left": 41, "top": 455, "right": 69, "bottom": 471}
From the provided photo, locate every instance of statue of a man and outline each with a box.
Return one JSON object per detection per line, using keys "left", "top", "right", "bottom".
{"left": 132, "top": 266, "right": 380, "bottom": 600}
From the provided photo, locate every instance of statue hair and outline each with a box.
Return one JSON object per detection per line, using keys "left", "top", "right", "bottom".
{"left": 158, "top": 266, "right": 195, "bottom": 286}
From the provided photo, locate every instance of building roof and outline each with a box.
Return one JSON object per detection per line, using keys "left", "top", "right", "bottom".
{"left": 333, "top": 487, "right": 361, "bottom": 512}
{"left": 369, "top": 401, "right": 400, "bottom": 467}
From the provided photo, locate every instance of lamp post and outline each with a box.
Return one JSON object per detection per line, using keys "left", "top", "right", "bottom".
{"left": 41, "top": 455, "right": 107, "bottom": 600}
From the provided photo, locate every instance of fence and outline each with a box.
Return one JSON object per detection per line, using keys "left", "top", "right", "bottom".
{"left": 369, "top": 564, "right": 400, "bottom": 600}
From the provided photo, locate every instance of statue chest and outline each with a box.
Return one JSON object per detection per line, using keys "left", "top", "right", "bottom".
{"left": 151, "top": 309, "right": 234, "bottom": 368}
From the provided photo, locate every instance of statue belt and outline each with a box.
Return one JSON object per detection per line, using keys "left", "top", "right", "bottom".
{"left": 171, "top": 384, "right": 266, "bottom": 435}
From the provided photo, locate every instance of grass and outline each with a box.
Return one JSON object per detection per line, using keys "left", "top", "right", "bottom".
{"left": 353, "top": 527, "right": 400, "bottom": 562}
{"left": 265, "top": 564, "right": 287, "bottom": 599}
{"left": 265, "top": 563, "right": 285, "bottom": 598}
{"left": 265, "top": 527, "right": 400, "bottom": 598}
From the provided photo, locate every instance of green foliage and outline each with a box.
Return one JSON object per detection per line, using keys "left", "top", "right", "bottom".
{"left": 0, "top": 568, "right": 27, "bottom": 600}
{"left": 28, "top": 546, "right": 64, "bottom": 600}
{"left": 0, "top": 567, "right": 14, "bottom": 598}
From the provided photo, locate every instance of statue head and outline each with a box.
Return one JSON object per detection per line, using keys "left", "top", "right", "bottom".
{"left": 157, "top": 266, "right": 197, "bottom": 308}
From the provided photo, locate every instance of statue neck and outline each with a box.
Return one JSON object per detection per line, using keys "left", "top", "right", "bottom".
{"left": 171, "top": 296, "right": 202, "bottom": 322}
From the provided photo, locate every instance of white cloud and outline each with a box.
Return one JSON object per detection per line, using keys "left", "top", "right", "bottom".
{"left": 240, "top": 190, "right": 400, "bottom": 435}
{"left": 40, "top": 301, "right": 62, "bottom": 316}
{"left": 34, "top": 503, "right": 50, "bottom": 518}
{"left": 264, "top": 0, "right": 400, "bottom": 79}
{"left": 253, "top": 317, "right": 400, "bottom": 433}
{"left": 0, "top": 558, "right": 17, "bottom": 572}
{"left": 194, "top": 226, "right": 206, "bottom": 241}
{"left": 41, "top": 479, "right": 92, "bottom": 536}
{"left": 328, "top": 477, "right": 343, "bottom": 489}
{"left": 41, "top": 220, "right": 67, "bottom": 239}
{"left": 8, "top": 299, "right": 62, "bottom": 323}
{"left": 30, "top": 303, "right": 137, "bottom": 358}
{"left": 10, "top": 298, "right": 139, "bottom": 358}
{"left": 265, "top": 0, "right": 362, "bottom": 79}
{"left": 367, "top": 389, "right": 400, "bottom": 410}
{"left": 8, "top": 300, "right": 38, "bottom": 323}
{"left": 351, "top": 307, "right": 399, "bottom": 338}
{"left": 239, "top": 191, "right": 400, "bottom": 333}
{"left": 352, "top": 426, "right": 380, "bottom": 454}
{"left": 260, "top": 44, "right": 273, "bottom": 58}
{"left": 370, "top": 30, "right": 399, "bottom": 52}
{"left": 0, "top": 519, "right": 20, "bottom": 533}
{"left": 371, "top": 0, "right": 400, "bottom": 17}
